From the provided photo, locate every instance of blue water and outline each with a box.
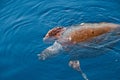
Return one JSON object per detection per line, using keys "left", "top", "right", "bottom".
{"left": 0, "top": 0, "right": 120, "bottom": 80}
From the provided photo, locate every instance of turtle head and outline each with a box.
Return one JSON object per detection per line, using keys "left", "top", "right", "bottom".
{"left": 43, "top": 27, "right": 65, "bottom": 43}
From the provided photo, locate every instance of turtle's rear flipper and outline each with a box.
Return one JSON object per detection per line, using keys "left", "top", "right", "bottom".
{"left": 69, "top": 60, "right": 88, "bottom": 80}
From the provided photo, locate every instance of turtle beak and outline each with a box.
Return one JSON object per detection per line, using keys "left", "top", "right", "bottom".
{"left": 43, "top": 37, "right": 48, "bottom": 41}
{"left": 43, "top": 37, "right": 56, "bottom": 44}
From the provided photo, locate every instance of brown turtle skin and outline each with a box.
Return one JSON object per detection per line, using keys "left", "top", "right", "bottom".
{"left": 44, "top": 23, "right": 119, "bottom": 44}
{"left": 68, "top": 25, "right": 117, "bottom": 44}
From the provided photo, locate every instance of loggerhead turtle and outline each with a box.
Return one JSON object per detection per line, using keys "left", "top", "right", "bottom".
{"left": 38, "top": 23, "right": 120, "bottom": 80}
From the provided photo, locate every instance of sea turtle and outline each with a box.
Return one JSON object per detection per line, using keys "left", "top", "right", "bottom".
{"left": 38, "top": 23, "right": 120, "bottom": 80}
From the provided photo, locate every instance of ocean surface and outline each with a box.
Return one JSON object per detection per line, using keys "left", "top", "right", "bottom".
{"left": 0, "top": 0, "right": 120, "bottom": 80}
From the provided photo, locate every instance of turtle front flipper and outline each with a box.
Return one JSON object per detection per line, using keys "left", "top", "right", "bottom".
{"left": 38, "top": 41, "right": 63, "bottom": 60}
{"left": 69, "top": 60, "right": 88, "bottom": 80}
